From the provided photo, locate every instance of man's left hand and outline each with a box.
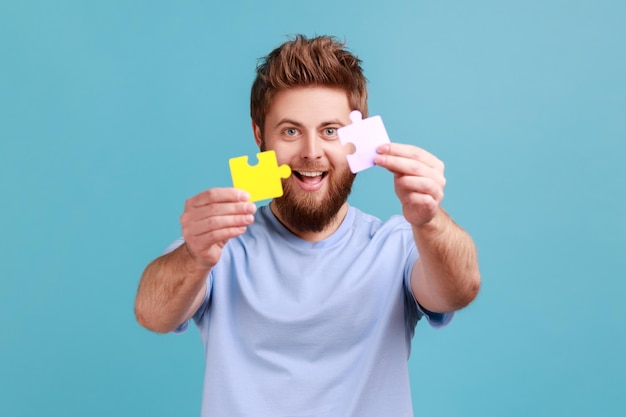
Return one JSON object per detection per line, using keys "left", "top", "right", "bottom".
{"left": 374, "top": 143, "right": 446, "bottom": 227}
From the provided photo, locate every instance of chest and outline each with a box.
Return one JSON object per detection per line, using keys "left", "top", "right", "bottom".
{"left": 210, "top": 238, "right": 411, "bottom": 358}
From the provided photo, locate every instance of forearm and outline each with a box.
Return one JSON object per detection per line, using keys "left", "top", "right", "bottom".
{"left": 135, "top": 244, "right": 210, "bottom": 333}
{"left": 410, "top": 210, "right": 481, "bottom": 312}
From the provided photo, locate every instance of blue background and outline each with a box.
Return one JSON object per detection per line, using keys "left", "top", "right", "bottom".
{"left": 1, "top": 1, "right": 625, "bottom": 416}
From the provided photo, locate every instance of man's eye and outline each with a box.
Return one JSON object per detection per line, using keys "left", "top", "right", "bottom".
{"left": 284, "top": 128, "right": 298, "bottom": 136}
{"left": 324, "top": 128, "right": 337, "bottom": 136}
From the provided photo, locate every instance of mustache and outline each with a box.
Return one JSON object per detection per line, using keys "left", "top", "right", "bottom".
{"left": 289, "top": 162, "right": 330, "bottom": 172}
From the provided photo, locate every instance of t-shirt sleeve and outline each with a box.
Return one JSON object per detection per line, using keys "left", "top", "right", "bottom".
{"left": 163, "top": 237, "right": 185, "bottom": 254}
{"left": 414, "top": 301, "right": 454, "bottom": 328}
{"left": 172, "top": 279, "right": 211, "bottom": 334}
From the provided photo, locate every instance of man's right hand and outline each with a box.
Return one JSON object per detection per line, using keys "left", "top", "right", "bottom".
{"left": 180, "top": 188, "right": 256, "bottom": 270}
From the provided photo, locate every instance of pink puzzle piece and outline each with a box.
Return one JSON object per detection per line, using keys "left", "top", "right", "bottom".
{"left": 338, "top": 110, "right": 391, "bottom": 173}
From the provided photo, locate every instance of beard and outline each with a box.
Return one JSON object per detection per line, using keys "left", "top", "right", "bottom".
{"left": 273, "top": 163, "right": 356, "bottom": 234}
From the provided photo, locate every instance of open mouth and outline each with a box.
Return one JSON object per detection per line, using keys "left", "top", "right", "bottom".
{"left": 292, "top": 170, "right": 328, "bottom": 186}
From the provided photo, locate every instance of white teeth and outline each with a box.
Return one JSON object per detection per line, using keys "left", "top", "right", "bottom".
{"left": 297, "top": 171, "right": 323, "bottom": 177}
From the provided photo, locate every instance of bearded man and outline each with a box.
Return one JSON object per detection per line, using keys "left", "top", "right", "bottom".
{"left": 135, "top": 34, "right": 481, "bottom": 417}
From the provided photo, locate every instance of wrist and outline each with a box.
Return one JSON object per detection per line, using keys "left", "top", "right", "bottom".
{"left": 178, "top": 243, "right": 213, "bottom": 276}
{"left": 413, "top": 209, "right": 444, "bottom": 232}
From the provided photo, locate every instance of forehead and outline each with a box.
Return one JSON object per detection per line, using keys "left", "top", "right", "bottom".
{"left": 266, "top": 87, "right": 352, "bottom": 125}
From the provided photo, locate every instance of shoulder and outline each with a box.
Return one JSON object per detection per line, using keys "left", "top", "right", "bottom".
{"left": 351, "top": 207, "right": 412, "bottom": 237}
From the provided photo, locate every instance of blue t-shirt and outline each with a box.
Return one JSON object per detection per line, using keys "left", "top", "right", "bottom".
{"left": 170, "top": 205, "right": 453, "bottom": 417}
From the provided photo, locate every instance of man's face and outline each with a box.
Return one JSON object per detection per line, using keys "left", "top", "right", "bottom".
{"left": 254, "top": 87, "right": 356, "bottom": 234}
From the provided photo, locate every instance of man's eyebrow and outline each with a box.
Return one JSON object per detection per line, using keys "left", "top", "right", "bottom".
{"left": 319, "top": 119, "right": 345, "bottom": 127}
{"left": 274, "top": 118, "right": 304, "bottom": 129}
{"left": 273, "top": 118, "right": 346, "bottom": 129}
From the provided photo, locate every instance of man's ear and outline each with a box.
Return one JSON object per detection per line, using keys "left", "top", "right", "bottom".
{"left": 252, "top": 120, "right": 263, "bottom": 149}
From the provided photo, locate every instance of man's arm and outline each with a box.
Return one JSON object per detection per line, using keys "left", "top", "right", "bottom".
{"left": 410, "top": 210, "right": 480, "bottom": 312}
{"left": 375, "top": 143, "right": 481, "bottom": 313}
{"left": 135, "top": 244, "right": 210, "bottom": 334}
{"left": 134, "top": 188, "right": 256, "bottom": 333}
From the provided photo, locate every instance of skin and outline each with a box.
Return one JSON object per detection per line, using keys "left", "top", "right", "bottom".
{"left": 254, "top": 87, "right": 355, "bottom": 241}
{"left": 374, "top": 142, "right": 481, "bottom": 312}
{"left": 134, "top": 86, "right": 480, "bottom": 333}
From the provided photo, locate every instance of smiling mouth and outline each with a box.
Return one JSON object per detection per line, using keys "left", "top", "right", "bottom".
{"left": 293, "top": 170, "right": 328, "bottom": 185}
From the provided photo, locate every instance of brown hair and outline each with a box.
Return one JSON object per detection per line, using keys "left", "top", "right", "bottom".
{"left": 250, "top": 34, "right": 368, "bottom": 133}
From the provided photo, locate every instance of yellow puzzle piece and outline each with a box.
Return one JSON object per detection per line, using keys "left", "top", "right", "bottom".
{"left": 229, "top": 150, "right": 292, "bottom": 202}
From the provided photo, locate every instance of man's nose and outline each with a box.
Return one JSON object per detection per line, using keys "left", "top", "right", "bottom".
{"left": 300, "top": 134, "right": 323, "bottom": 160}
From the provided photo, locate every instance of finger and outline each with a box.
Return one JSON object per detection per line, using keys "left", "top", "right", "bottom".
{"left": 378, "top": 154, "right": 446, "bottom": 185}
{"left": 188, "top": 225, "right": 249, "bottom": 249}
{"left": 186, "top": 188, "right": 250, "bottom": 209}
{"left": 182, "top": 201, "right": 257, "bottom": 223}
{"left": 184, "top": 212, "right": 255, "bottom": 238}
{"left": 377, "top": 143, "right": 444, "bottom": 171}
{"left": 184, "top": 226, "right": 249, "bottom": 262}
{"left": 395, "top": 176, "right": 445, "bottom": 203}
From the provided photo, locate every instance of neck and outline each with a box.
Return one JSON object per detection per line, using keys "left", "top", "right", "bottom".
{"left": 269, "top": 201, "right": 350, "bottom": 242}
